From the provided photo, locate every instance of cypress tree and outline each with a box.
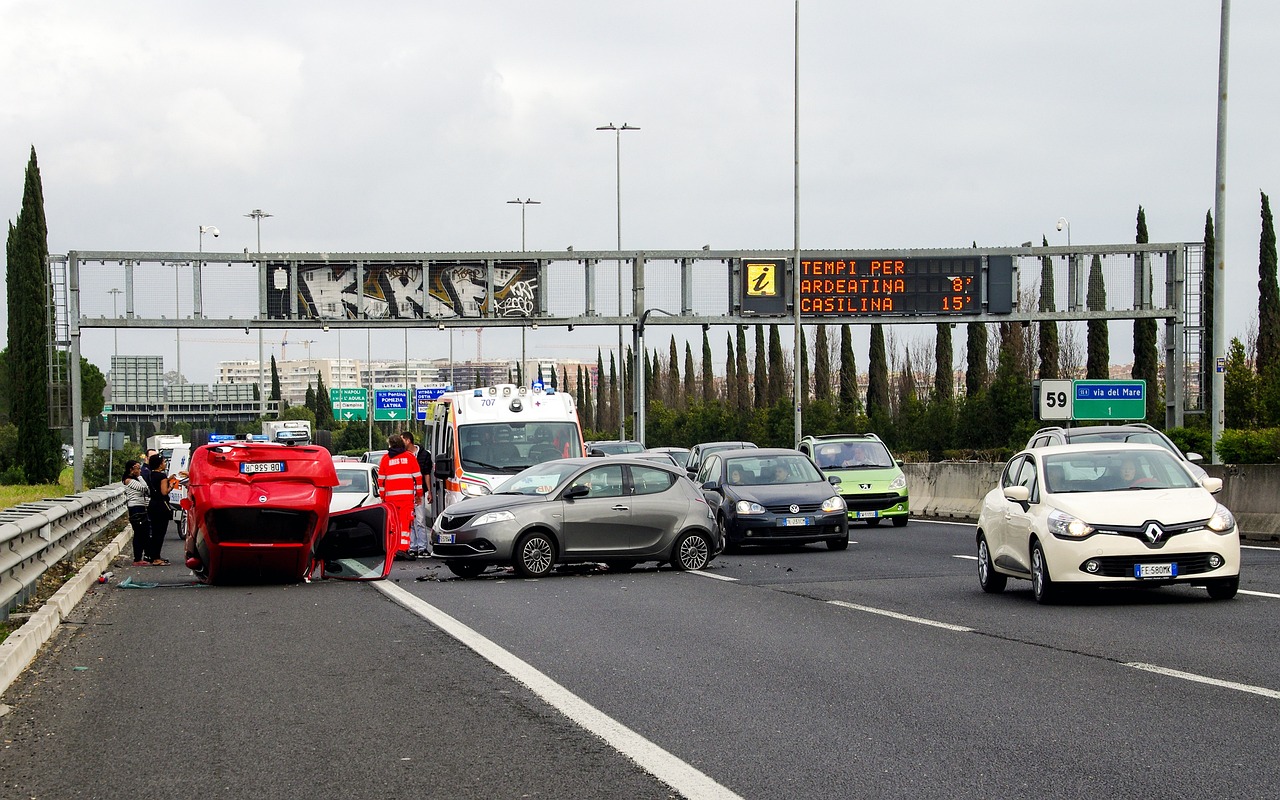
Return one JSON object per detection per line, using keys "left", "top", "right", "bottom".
{"left": 934, "top": 322, "right": 954, "bottom": 401}
{"left": 608, "top": 353, "right": 619, "bottom": 434}
{"left": 767, "top": 324, "right": 786, "bottom": 405}
{"left": 316, "top": 372, "right": 333, "bottom": 428}
{"left": 668, "top": 336, "right": 681, "bottom": 409}
{"left": 701, "top": 330, "right": 714, "bottom": 403}
{"left": 799, "top": 327, "right": 810, "bottom": 408}
{"left": 866, "top": 324, "right": 890, "bottom": 421}
{"left": 595, "top": 349, "right": 608, "bottom": 431}
{"left": 838, "top": 324, "right": 860, "bottom": 415}
{"left": 1223, "top": 337, "right": 1258, "bottom": 429}
{"left": 270, "top": 356, "right": 282, "bottom": 403}
{"left": 1086, "top": 254, "right": 1110, "bottom": 379}
{"left": 813, "top": 325, "right": 832, "bottom": 403}
{"left": 1202, "top": 211, "right": 1215, "bottom": 419}
{"left": 1256, "top": 192, "right": 1280, "bottom": 377}
{"left": 965, "top": 323, "right": 988, "bottom": 397}
{"left": 1037, "top": 235, "right": 1060, "bottom": 379}
{"left": 753, "top": 325, "right": 767, "bottom": 408}
{"left": 5, "top": 147, "right": 61, "bottom": 483}
{"left": 305, "top": 384, "right": 316, "bottom": 414}
{"left": 1132, "top": 206, "right": 1161, "bottom": 425}
{"left": 684, "top": 341, "right": 696, "bottom": 405}
{"left": 735, "top": 325, "right": 749, "bottom": 414}
{"left": 725, "top": 332, "right": 737, "bottom": 408}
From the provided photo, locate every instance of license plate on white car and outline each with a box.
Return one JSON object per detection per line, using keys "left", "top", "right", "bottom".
{"left": 240, "top": 461, "right": 284, "bottom": 474}
{"left": 781, "top": 517, "right": 811, "bottom": 527}
{"left": 1135, "top": 563, "right": 1177, "bottom": 579}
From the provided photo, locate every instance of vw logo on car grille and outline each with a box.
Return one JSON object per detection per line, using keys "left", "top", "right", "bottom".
{"left": 789, "top": 504, "right": 799, "bottom": 514}
{"left": 1144, "top": 523, "right": 1165, "bottom": 543}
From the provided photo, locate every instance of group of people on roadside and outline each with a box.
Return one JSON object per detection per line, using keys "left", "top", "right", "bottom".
{"left": 121, "top": 449, "right": 177, "bottom": 566}
{"left": 378, "top": 431, "right": 433, "bottom": 560}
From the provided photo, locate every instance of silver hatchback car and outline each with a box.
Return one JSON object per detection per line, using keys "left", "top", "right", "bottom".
{"left": 431, "top": 457, "right": 721, "bottom": 579}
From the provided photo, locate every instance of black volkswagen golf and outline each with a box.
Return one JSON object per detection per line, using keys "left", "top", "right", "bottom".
{"left": 695, "top": 448, "right": 849, "bottom": 551}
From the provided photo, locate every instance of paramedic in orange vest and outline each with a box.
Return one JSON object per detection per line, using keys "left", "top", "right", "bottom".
{"left": 377, "top": 433, "right": 423, "bottom": 560}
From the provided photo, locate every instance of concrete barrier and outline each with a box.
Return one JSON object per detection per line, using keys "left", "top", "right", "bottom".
{"left": 904, "top": 462, "right": 1280, "bottom": 544}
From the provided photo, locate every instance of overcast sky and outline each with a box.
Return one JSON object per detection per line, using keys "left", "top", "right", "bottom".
{"left": 3, "top": 1, "right": 1278, "bottom": 386}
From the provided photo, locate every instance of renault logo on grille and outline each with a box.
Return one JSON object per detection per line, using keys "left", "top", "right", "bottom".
{"left": 789, "top": 504, "right": 799, "bottom": 514}
{"left": 1144, "top": 523, "right": 1164, "bottom": 543}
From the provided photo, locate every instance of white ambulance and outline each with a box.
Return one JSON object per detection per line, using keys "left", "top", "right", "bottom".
{"left": 427, "top": 383, "right": 584, "bottom": 519}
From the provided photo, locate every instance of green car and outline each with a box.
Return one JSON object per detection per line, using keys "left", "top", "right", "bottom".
{"left": 798, "top": 434, "right": 909, "bottom": 527}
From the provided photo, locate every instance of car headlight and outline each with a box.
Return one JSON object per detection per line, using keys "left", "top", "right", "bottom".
{"left": 1047, "top": 508, "right": 1093, "bottom": 539}
{"left": 888, "top": 473, "right": 907, "bottom": 491}
{"left": 461, "top": 480, "right": 491, "bottom": 498}
{"left": 735, "top": 500, "right": 766, "bottom": 515}
{"left": 821, "top": 495, "right": 846, "bottom": 513}
{"left": 1207, "top": 504, "right": 1236, "bottom": 533}
{"left": 473, "top": 510, "right": 515, "bottom": 526}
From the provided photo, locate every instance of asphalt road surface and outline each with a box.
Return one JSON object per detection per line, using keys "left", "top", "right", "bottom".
{"left": 3, "top": 520, "right": 1278, "bottom": 799}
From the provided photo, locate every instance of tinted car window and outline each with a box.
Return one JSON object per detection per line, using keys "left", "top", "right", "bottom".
{"left": 697, "top": 455, "right": 721, "bottom": 485}
{"left": 1001, "top": 456, "right": 1025, "bottom": 489}
{"left": 631, "top": 465, "right": 676, "bottom": 495}
{"left": 1015, "top": 458, "right": 1039, "bottom": 501}
{"left": 727, "top": 454, "right": 823, "bottom": 484}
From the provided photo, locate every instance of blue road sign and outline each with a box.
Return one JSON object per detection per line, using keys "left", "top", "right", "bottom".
{"left": 415, "top": 387, "right": 448, "bottom": 421}
{"left": 373, "top": 389, "right": 409, "bottom": 421}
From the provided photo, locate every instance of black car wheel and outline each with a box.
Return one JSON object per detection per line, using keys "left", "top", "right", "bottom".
{"left": 672, "top": 531, "right": 711, "bottom": 571}
{"left": 1206, "top": 576, "right": 1239, "bottom": 600}
{"left": 718, "top": 514, "right": 740, "bottom": 553}
{"left": 827, "top": 535, "right": 849, "bottom": 551}
{"left": 891, "top": 516, "right": 908, "bottom": 528}
{"left": 977, "top": 534, "right": 1006, "bottom": 593}
{"left": 1031, "top": 540, "right": 1057, "bottom": 604}
{"left": 514, "top": 531, "right": 556, "bottom": 578}
{"left": 865, "top": 518, "right": 881, "bottom": 527}
{"left": 446, "top": 561, "right": 486, "bottom": 579}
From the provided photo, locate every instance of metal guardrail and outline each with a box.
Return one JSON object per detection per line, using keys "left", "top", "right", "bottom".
{"left": 0, "top": 485, "right": 125, "bottom": 619}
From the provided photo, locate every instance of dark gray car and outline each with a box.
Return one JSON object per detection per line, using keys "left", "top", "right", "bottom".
{"left": 431, "top": 457, "right": 720, "bottom": 579}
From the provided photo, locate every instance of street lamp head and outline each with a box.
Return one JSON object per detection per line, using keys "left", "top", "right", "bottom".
{"left": 245, "top": 209, "right": 273, "bottom": 220}
{"left": 1056, "top": 217, "right": 1068, "bottom": 232}
{"left": 200, "top": 225, "right": 220, "bottom": 237}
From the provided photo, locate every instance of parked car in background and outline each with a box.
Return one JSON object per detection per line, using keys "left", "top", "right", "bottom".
{"left": 361, "top": 449, "right": 388, "bottom": 464}
{"left": 697, "top": 447, "right": 848, "bottom": 551}
{"left": 586, "top": 440, "right": 646, "bottom": 456}
{"left": 618, "top": 451, "right": 681, "bottom": 468}
{"left": 685, "top": 440, "right": 757, "bottom": 478}
{"left": 1026, "top": 423, "right": 1206, "bottom": 479}
{"left": 646, "top": 446, "right": 691, "bottom": 468}
{"left": 432, "top": 457, "right": 720, "bottom": 579}
{"left": 976, "top": 443, "right": 1239, "bottom": 603}
{"left": 331, "top": 462, "right": 380, "bottom": 512}
{"left": 799, "top": 433, "right": 909, "bottom": 527}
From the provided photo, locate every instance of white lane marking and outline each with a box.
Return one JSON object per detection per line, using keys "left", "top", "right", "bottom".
{"left": 1125, "top": 662, "right": 1280, "bottom": 699}
{"left": 1242, "top": 545, "right": 1279, "bottom": 551}
{"left": 827, "top": 600, "right": 974, "bottom": 632}
{"left": 920, "top": 519, "right": 975, "bottom": 527}
{"left": 374, "top": 582, "right": 745, "bottom": 800}
{"left": 1240, "top": 589, "right": 1280, "bottom": 599}
{"left": 953, "top": 555, "right": 978, "bottom": 561}
{"left": 689, "top": 570, "right": 739, "bottom": 582}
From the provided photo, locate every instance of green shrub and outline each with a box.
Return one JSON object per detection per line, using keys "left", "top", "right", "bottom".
{"left": 1214, "top": 428, "right": 1280, "bottom": 463}
{"left": 1166, "top": 426, "right": 1212, "bottom": 459}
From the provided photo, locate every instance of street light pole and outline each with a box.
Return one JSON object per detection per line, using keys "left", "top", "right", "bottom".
{"left": 597, "top": 122, "right": 639, "bottom": 441}
{"left": 190, "top": 225, "right": 220, "bottom": 397}
{"left": 245, "top": 210, "right": 271, "bottom": 416}
{"left": 508, "top": 198, "right": 540, "bottom": 384}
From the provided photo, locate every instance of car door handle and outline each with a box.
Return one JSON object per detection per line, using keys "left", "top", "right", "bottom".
{"left": 611, "top": 504, "right": 628, "bottom": 511}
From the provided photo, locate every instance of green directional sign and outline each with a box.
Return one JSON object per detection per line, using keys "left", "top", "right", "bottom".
{"left": 373, "top": 389, "right": 409, "bottom": 422}
{"left": 1072, "top": 380, "right": 1146, "bottom": 421}
{"left": 330, "top": 387, "right": 368, "bottom": 422}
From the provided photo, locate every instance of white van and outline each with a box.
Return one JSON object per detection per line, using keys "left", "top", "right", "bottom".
{"left": 428, "top": 384, "right": 584, "bottom": 519}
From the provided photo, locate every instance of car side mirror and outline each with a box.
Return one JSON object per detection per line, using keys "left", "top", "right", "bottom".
{"left": 433, "top": 460, "right": 451, "bottom": 478}
{"left": 1003, "top": 485, "right": 1031, "bottom": 503}
{"left": 1186, "top": 452, "right": 1204, "bottom": 463}
{"left": 828, "top": 475, "right": 842, "bottom": 485}
{"left": 1200, "top": 476, "right": 1223, "bottom": 494}
{"left": 563, "top": 484, "right": 589, "bottom": 500}
{"left": 700, "top": 479, "right": 720, "bottom": 491}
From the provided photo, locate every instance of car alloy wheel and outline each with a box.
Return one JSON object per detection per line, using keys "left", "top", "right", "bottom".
{"left": 673, "top": 531, "right": 711, "bottom": 571}
{"left": 514, "top": 532, "right": 555, "bottom": 578}
{"left": 1031, "top": 540, "right": 1056, "bottom": 604}
{"left": 977, "top": 535, "right": 1006, "bottom": 594}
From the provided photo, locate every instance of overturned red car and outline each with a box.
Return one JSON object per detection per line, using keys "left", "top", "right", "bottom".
{"left": 181, "top": 442, "right": 398, "bottom": 584}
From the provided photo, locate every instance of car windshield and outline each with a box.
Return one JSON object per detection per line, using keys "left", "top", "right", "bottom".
{"left": 1041, "top": 450, "right": 1199, "bottom": 493}
{"left": 726, "top": 454, "right": 824, "bottom": 485}
{"left": 334, "top": 470, "right": 370, "bottom": 493}
{"left": 459, "top": 422, "right": 584, "bottom": 473}
{"left": 492, "top": 461, "right": 583, "bottom": 495}
{"left": 812, "top": 441, "right": 894, "bottom": 470}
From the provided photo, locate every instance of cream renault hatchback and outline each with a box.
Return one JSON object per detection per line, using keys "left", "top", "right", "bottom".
{"left": 975, "top": 443, "right": 1240, "bottom": 603}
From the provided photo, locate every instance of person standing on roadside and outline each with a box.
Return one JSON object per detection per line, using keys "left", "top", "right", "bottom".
{"left": 122, "top": 460, "right": 153, "bottom": 567}
{"left": 377, "top": 434, "right": 423, "bottom": 560}
{"left": 400, "top": 430, "right": 433, "bottom": 558}
{"left": 143, "top": 453, "right": 173, "bottom": 564}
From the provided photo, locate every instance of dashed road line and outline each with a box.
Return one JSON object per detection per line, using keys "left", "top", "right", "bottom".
{"left": 1125, "top": 662, "right": 1280, "bottom": 699}
{"left": 1240, "top": 589, "right": 1280, "bottom": 599}
{"left": 827, "top": 600, "right": 974, "bottom": 632}
{"left": 689, "top": 570, "right": 739, "bottom": 582}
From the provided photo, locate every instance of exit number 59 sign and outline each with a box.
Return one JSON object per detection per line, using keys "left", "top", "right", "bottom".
{"left": 1038, "top": 379, "right": 1073, "bottom": 421}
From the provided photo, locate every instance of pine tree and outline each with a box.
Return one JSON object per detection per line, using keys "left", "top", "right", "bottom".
{"left": 934, "top": 322, "right": 954, "bottom": 400}
{"left": 838, "top": 324, "right": 860, "bottom": 415}
{"left": 701, "top": 330, "right": 715, "bottom": 403}
{"left": 767, "top": 324, "right": 786, "bottom": 405}
{"left": 1223, "top": 337, "right": 1258, "bottom": 429}
{"left": 866, "top": 324, "right": 890, "bottom": 421}
{"left": 813, "top": 325, "right": 832, "bottom": 403}
{"left": 965, "top": 322, "right": 988, "bottom": 397}
{"left": 1202, "top": 211, "right": 1216, "bottom": 420}
{"left": 735, "top": 326, "right": 750, "bottom": 414}
{"left": 4, "top": 148, "right": 61, "bottom": 483}
{"left": 1037, "top": 235, "right": 1060, "bottom": 379}
{"left": 1086, "top": 254, "right": 1110, "bottom": 379}
{"left": 1132, "top": 206, "right": 1162, "bottom": 425}
{"left": 753, "top": 325, "right": 767, "bottom": 408}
